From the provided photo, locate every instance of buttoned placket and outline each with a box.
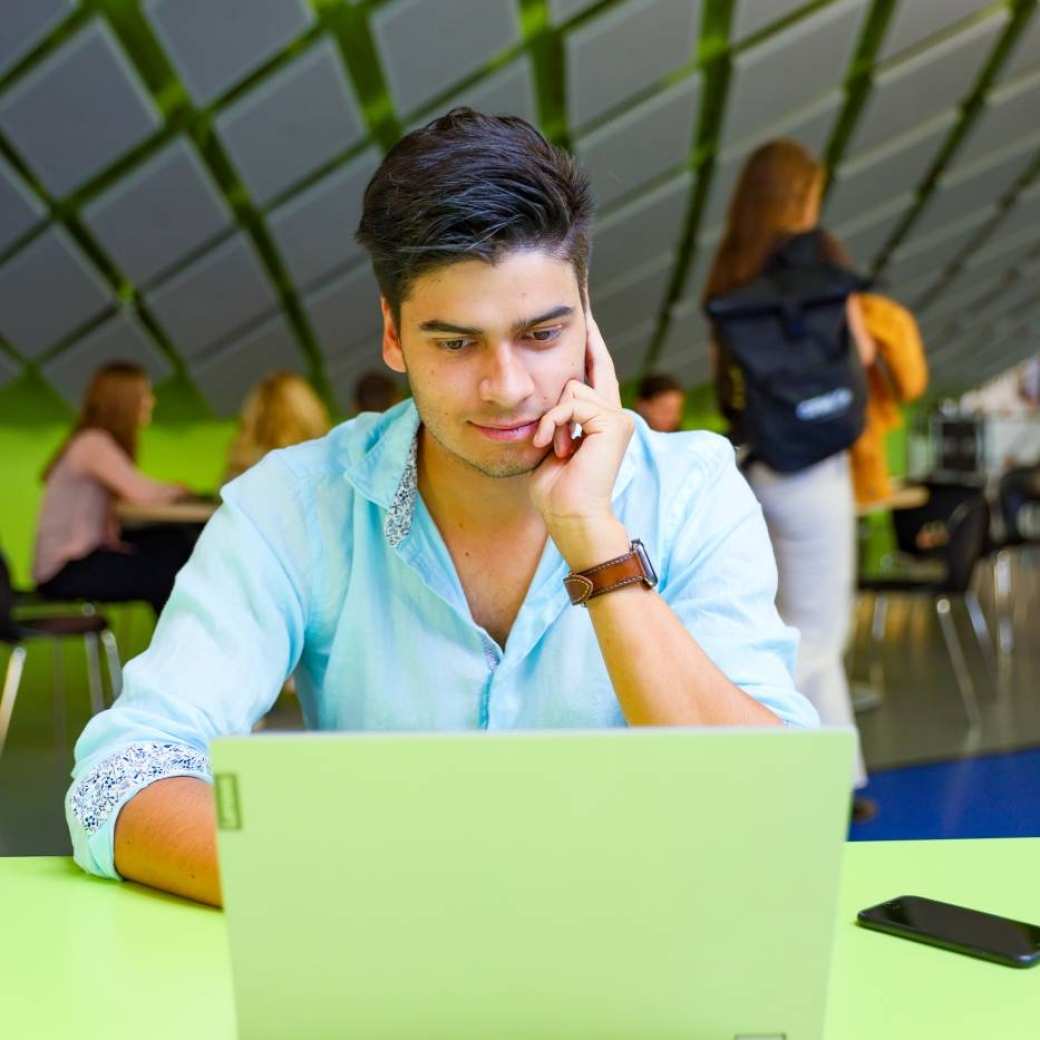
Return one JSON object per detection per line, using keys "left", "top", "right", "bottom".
{"left": 381, "top": 435, "right": 576, "bottom": 729}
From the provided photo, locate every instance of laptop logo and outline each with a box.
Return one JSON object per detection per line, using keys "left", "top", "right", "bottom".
{"left": 215, "top": 773, "right": 243, "bottom": 831}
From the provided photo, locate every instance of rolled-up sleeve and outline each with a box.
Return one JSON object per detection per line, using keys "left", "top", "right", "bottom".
{"left": 659, "top": 437, "right": 818, "bottom": 729}
{"left": 65, "top": 454, "right": 313, "bottom": 879}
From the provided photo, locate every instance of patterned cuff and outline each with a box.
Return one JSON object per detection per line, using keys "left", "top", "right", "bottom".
{"left": 68, "top": 742, "right": 211, "bottom": 835}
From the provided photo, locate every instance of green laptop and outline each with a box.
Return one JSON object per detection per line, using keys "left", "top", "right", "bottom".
{"left": 211, "top": 727, "right": 854, "bottom": 1039}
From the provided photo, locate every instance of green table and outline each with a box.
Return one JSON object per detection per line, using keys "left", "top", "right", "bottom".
{"left": 2, "top": 840, "right": 1037, "bottom": 1038}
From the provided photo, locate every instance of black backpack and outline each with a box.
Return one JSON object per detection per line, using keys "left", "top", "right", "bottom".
{"left": 705, "top": 229, "right": 869, "bottom": 474}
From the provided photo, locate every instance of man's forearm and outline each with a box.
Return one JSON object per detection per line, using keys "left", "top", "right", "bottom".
{"left": 562, "top": 518, "right": 783, "bottom": 727}
{"left": 113, "top": 776, "right": 223, "bottom": 907}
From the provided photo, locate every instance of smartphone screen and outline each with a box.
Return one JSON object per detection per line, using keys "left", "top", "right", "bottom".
{"left": 858, "top": 896, "right": 1040, "bottom": 967}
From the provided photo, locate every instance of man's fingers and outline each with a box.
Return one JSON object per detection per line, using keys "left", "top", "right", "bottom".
{"left": 585, "top": 314, "right": 621, "bottom": 404}
{"left": 533, "top": 388, "right": 613, "bottom": 447}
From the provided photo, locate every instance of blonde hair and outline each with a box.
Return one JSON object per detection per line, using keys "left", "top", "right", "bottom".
{"left": 704, "top": 138, "right": 846, "bottom": 303}
{"left": 42, "top": 361, "right": 150, "bottom": 481}
{"left": 225, "top": 371, "right": 330, "bottom": 481}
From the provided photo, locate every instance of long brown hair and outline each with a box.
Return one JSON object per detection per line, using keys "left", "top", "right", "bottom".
{"left": 703, "top": 138, "right": 845, "bottom": 303}
{"left": 225, "top": 371, "right": 330, "bottom": 481}
{"left": 42, "top": 361, "right": 151, "bottom": 481}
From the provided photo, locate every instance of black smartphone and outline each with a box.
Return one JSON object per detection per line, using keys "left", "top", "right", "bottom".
{"left": 857, "top": 895, "right": 1040, "bottom": 968}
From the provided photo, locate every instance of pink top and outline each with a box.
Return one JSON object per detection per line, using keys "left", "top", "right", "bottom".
{"left": 33, "top": 430, "right": 183, "bottom": 585}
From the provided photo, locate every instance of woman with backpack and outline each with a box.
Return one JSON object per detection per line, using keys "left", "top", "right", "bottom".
{"left": 702, "top": 139, "right": 878, "bottom": 821}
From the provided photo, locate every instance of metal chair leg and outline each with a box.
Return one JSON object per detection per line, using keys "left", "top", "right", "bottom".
{"left": 52, "top": 638, "right": 67, "bottom": 756}
{"left": 871, "top": 593, "right": 888, "bottom": 643}
{"left": 936, "top": 597, "right": 982, "bottom": 730}
{"left": 84, "top": 633, "right": 104, "bottom": 716}
{"left": 868, "top": 593, "right": 888, "bottom": 694}
{"left": 100, "top": 628, "right": 122, "bottom": 703}
{"left": 0, "top": 646, "right": 28, "bottom": 760}
{"left": 993, "top": 549, "right": 1014, "bottom": 656}
{"left": 964, "top": 589, "right": 995, "bottom": 670}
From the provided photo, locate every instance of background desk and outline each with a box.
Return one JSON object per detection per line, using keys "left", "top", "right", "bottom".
{"left": 1, "top": 839, "right": 1036, "bottom": 1038}
{"left": 855, "top": 483, "right": 930, "bottom": 518}
{"left": 115, "top": 500, "right": 219, "bottom": 526}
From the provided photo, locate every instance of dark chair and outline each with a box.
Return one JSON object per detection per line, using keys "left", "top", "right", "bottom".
{"left": 990, "top": 464, "right": 1040, "bottom": 655}
{"left": 0, "top": 552, "right": 121, "bottom": 760}
{"left": 859, "top": 493, "right": 992, "bottom": 729}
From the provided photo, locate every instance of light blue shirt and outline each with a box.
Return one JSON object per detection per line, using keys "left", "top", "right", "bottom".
{"left": 66, "top": 400, "right": 816, "bottom": 880}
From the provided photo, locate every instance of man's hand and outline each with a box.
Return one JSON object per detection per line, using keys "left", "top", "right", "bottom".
{"left": 529, "top": 313, "right": 634, "bottom": 570}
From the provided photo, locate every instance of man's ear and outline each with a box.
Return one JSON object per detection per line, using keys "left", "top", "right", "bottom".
{"left": 380, "top": 296, "right": 406, "bottom": 374}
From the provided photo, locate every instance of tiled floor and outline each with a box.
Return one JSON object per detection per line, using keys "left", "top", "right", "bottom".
{"left": 2, "top": 550, "right": 1039, "bottom": 856}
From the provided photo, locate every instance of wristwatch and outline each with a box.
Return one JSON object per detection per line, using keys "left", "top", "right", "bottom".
{"left": 564, "top": 539, "right": 658, "bottom": 606}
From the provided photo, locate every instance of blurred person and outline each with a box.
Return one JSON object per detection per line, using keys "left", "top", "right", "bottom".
{"left": 34, "top": 362, "right": 192, "bottom": 617}
{"left": 354, "top": 368, "right": 404, "bottom": 414}
{"left": 850, "top": 294, "right": 929, "bottom": 509}
{"left": 703, "top": 139, "right": 877, "bottom": 820}
{"left": 224, "top": 371, "right": 331, "bottom": 484}
{"left": 633, "top": 373, "right": 685, "bottom": 432}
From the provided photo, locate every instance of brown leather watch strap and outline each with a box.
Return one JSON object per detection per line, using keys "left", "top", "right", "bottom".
{"left": 564, "top": 539, "right": 658, "bottom": 606}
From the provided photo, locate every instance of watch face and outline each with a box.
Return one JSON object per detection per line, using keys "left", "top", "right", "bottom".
{"left": 632, "top": 539, "right": 658, "bottom": 588}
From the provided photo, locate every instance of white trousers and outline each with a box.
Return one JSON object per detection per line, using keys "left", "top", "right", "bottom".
{"left": 748, "top": 452, "right": 867, "bottom": 789}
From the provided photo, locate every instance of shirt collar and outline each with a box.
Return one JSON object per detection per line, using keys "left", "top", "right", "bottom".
{"left": 341, "top": 398, "right": 640, "bottom": 548}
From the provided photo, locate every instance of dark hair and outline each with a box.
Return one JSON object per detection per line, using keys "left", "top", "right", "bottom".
{"left": 704, "top": 138, "right": 850, "bottom": 304}
{"left": 354, "top": 370, "right": 402, "bottom": 413}
{"left": 636, "top": 373, "right": 683, "bottom": 400}
{"left": 356, "top": 108, "right": 594, "bottom": 321}
{"left": 42, "top": 361, "right": 150, "bottom": 481}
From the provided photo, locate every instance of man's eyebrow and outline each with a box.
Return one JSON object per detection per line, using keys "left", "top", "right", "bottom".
{"left": 418, "top": 305, "right": 575, "bottom": 338}
{"left": 512, "top": 305, "right": 574, "bottom": 333}
{"left": 418, "top": 319, "right": 483, "bottom": 335}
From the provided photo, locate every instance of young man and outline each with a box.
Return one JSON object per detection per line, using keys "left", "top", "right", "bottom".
{"left": 633, "top": 372, "right": 686, "bottom": 433}
{"left": 66, "top": 110, "right": 815, "bottom": 907}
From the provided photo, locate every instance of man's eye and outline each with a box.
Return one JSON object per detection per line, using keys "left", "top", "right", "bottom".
{"left": 439, "top": 339, "right": 471, "bottom": 352}
{"left": 527, "top": 327, "right": 561, "bottom": 343}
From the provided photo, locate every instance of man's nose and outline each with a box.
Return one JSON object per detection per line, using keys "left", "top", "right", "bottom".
{"left": 479, "top": 343, "right": 535, "bottom": 406}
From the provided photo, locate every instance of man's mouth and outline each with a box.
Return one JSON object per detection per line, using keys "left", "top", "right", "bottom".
{"left": 470, "top": 419, "right": 541, "bottom": 442}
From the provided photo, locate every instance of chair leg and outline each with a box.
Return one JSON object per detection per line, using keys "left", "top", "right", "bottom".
{"left": 0, "top": 646, "right": 28, "bottom": 760}
{"left": 871, "top": 593, "right": 888, "bottom": 642}
{"left": 964, "top": 589, "right": 995, "bottom": 671}
{"left": 936, "top": 597, "right": 982, "bottom": 730}
{"left": 52, "top": 638, "right": 67, "bottom": 756}
{"left": 100, "top": 628, "right": 122, "bottom": 703}
{"left": 868, "top": 593, "right": 888, "bottom": 693}
{"left": 993, "top": 549, "right": 1015, "bottom": 656}
{"left": 83, "top": 633, "right": 104, "bottom": 716}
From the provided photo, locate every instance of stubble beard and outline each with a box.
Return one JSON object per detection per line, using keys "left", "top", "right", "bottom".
{"left": 428, "top": 420, "right": 548, "bottom": 479}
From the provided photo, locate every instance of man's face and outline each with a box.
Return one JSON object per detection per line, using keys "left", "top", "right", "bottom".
{"left": 636, "top": 390, "right": 685, "bottom": 433}
{"left": 381, "top": 249, "right": 586, "bottom": 479}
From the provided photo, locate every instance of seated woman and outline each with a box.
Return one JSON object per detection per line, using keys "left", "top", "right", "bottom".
{"left": 34, "top": 362, "right": 191, "bottom": 617}
{"left": 223, "top": 371, "right": 330, "bottom": 484}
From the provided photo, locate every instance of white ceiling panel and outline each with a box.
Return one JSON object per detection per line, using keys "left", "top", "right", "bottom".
{"left": 911, "top": 146, "right": 1035, "bottom": 243}
{"left": 826, "top": 111, "right": 955, "bottom": 227}
{"left": 878, "top": 0, "right": 989, "bottom": 62}
{"left": 721, "top": 0, "right": 866, "bottom": 152}
{"left": 849, "top": 12, "right": 1007, "bottom": 154}
{"left": 576, "top": 77, "right": 700, "bottom": 209}
{"left": 731, "top": 0, "right": 806, "bottom": 44}
{"left": 591, "top": 172, "right": 692, "bottom": 290}
{"left": 954, "top": 74, "right": 1040, "bottom": 171}
{"left": 373, "top": 0, "right": 521, "bottom": 116}
{"left": 566, "top": 0, "right": 701, "bottom": 130}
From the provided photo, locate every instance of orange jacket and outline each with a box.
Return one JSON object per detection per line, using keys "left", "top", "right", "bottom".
{"left": 851, "top": 294, "right": 929, "bottom": 506}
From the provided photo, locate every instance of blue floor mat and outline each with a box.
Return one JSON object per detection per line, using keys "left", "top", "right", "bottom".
{"left": 849, "top": 747, "right": 1040, "bottom": 841}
